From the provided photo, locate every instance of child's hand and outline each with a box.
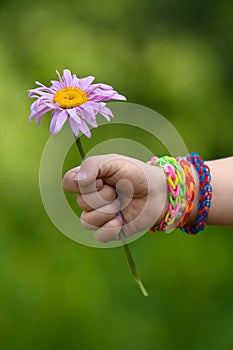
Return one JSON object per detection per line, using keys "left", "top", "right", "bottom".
{"left": 62, "top": 154, "right": 168, "bottom": 242}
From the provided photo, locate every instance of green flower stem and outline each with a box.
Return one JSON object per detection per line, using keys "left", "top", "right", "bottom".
{"left": 120, "top": 231, "right": 149, "bottom": 297}
{"left": 75, "top": 137, "right": 149, "bottom": 297}
{"left": 75, "top": 137, "right": 85, "bottom": 160}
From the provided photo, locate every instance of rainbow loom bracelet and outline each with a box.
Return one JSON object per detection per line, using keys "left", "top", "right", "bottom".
{"left": 180, "top": 152, "right": 212, "bottom": 234}
{"left": 176, "top": 157, "right": 195, "bottom": 227}
{"left": 148, "top": 156, "right": 186, "bottom": 232}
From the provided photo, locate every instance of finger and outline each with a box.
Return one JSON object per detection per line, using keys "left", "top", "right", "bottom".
{"left": 63, "top": 167, "right": 103, "bottom": 193}
{"left": 73, "top": 154, "right": 125, "bottom": 188}
{"left": 94, "top": 214, "right": 123, "bottom": 242}
{"left": 80, "top": 199, "right": 121, "bottom": 230}
{"left": 73, "top": 156, "right": 104, "bottom": 188}
{"left": 77, "top": 185, "right": 117, "bottom": 211}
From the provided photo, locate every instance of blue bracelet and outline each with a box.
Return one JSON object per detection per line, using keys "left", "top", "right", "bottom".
{"left": 180, "top": 152, "right": 212, "bottom": 234}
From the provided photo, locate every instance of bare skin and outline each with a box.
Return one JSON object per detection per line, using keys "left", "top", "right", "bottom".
{"left": 62, "top": 154, "right": 233, "bottom": 242}
{"left": 206, "top": 157, "right": 233, "bottom": 226}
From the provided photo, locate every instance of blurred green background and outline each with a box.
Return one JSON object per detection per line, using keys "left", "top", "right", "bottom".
{"left": 0, "top": 0, "right": 233, "bottom": 349}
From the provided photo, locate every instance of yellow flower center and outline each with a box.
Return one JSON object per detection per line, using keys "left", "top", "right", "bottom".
{"left": 53, "top": 87, "right": 88, "bottom": 109}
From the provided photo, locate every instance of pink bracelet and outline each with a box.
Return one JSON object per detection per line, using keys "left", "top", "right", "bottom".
{"left": 148, "top": 156, "right": 186, "bottom": 232}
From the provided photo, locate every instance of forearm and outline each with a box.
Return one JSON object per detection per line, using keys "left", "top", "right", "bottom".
{"left": 189, "top": 157, "right": 233, "bottom": 226}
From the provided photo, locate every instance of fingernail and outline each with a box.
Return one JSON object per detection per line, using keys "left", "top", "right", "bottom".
{"left": 74, "top": 171, "right": 87, "bottom": 181}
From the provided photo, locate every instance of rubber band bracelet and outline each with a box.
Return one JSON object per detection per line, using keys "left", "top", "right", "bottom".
{"left": 176, "top": 157, "right": 195, "bottom": 227}
{"left": 180, "top": 152, "right": 212, "bottom": 234}
{"left": 148, "top": 156, "right": 186, "bottom": 233}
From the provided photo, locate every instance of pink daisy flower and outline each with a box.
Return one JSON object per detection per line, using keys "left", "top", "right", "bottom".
{"left": 28, "top": 69, "right": 126, "bottom": 138}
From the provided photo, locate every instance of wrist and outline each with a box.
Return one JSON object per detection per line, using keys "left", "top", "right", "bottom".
{"left": 148, "top": 165, "right": 169, "bottom": 227}
{"left": 154, "top": 167, "right": 169, "bottom": 226}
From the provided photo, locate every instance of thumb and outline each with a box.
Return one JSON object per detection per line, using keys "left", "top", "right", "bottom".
{"left": 74, "top": 154, "right": 120, "bottom": 186}
{"left": 75, "top": 154, "right": 130, "bottom": 187}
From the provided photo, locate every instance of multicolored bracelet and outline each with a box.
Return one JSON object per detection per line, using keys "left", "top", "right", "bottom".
{"left": 176, "top": 157, "right": 195, "bottom": 227}
{"left": 180, "top": 152, "right": 212, "bottom": 234}
{"left": 148, "top": 153, "right": 212, "bottom": 235}
{"left": 148, "top": 156, "right": 186, "bottom": 233}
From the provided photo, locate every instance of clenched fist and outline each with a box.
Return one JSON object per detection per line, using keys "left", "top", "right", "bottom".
{"left": 62, "top": 154, "right": 168, "bottom": 242}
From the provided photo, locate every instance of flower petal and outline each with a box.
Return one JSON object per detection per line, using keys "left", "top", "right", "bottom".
{"left": 29, "top": 103, "right": 52, "bottom": 123}
{"left": 87, "top": 86, "right": 126, "bottom": 103}
{"left": 91, "top": 101, "right": 105, "bottom": 113}
{"left": 62, "top": 69, "right": 73, "bottom": 87}
{"left": 87, "top": 83, "right": 113, "bottom": 92}
{"left": 36, "top": 110, "right": 48, "bottom": 125}
{"left": 78, "top": 76, "right": 95, "bottom": 90}
{"left": 79, "top": 119, "right": 92, "bottom": 138}
{"left": 50, "top": 110, "right": 68, "bottom": 134}
{"left": 80, "top": 107, "right": 98, "bottom": 128}
{"left": 99, "top": 105, "right": 114, "bottom": 121}
{"left": 28, "top": 88, "right": 54, "bottom": 98}
{"left": 79, "top": 101, "right": 96, "bottom": 109}
{"left": 110, "top": 93, "right": 126, "bottom": 101}
{"left": 69, "top": 117, "right": 80, "bottom": 137}
{"left": 50, "top": 80, "right": 64, "bottom": 91}
{"left": 87, "top": 89, "right": 117, "bottom": 102}
{"left": 30, "top": 99, "right": 40, "bottom": 113}
{"left": 67, "top": 108, "right": 82, "bottom": 124}
{"left": 71, "top": 74, "right": 80, "bottom": 87}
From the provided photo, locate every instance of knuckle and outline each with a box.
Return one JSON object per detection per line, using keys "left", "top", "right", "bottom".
{"left": 107, "top": 153, "right": 120, "bottom": 158}
{"left": 77, "top": 195, "right": 86, "bottom": 209}
{"left": 81, "top": 156, "right": 96, "bottom": 168}
{"left": 94, "top": 224, "right": 121, "bottom": 243}
{"left": 94, "top": 230, "right": 110, "bottom": 243}
{"left": 80, "top": 212, "right": 95, "bottom": 230}
{"left": 62, "top": 173, "right": 71, "bottom": 190}
{"left": 78, "top": 194, "right": 97, "bottom": 210}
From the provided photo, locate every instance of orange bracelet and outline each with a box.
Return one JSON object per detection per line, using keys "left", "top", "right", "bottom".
{"left": 176, "top": 157, "right": 195, "bottom": 227}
